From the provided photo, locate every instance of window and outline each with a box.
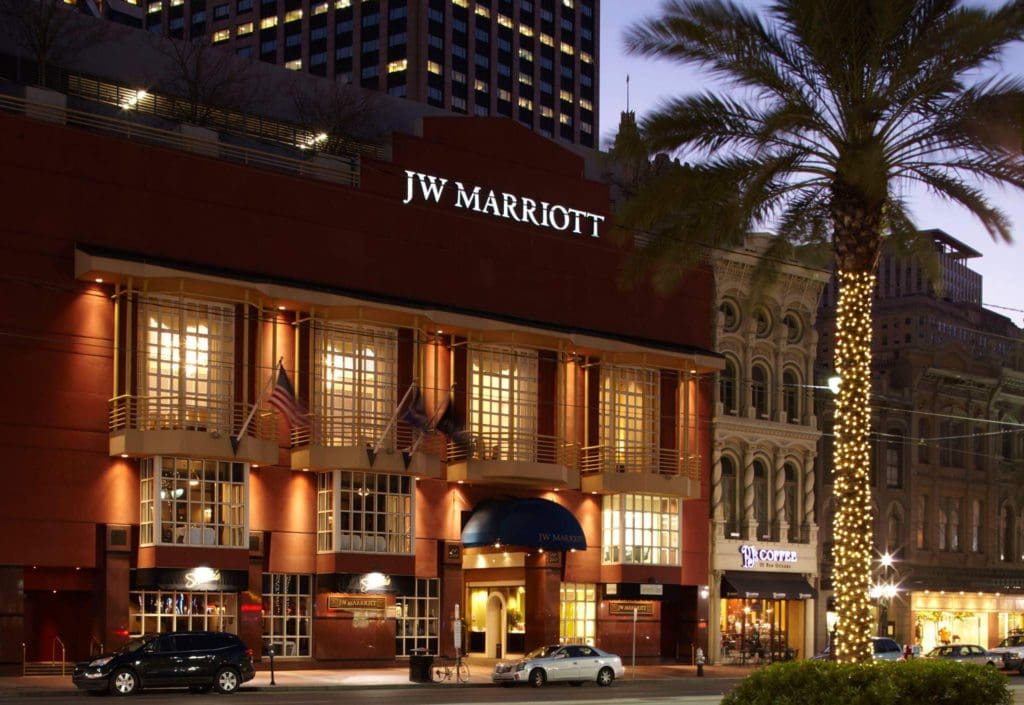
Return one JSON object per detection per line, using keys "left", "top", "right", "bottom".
{"left": 559, "top": 583, "right": 595, "bottom": 645}
{"left": 915, "top": 495, "right": 927, "bottom": 550}
{"left": 318, "top": 471, "right": 413, "bottom": 554}
{"left": 720, "top": 358, "right": 738, "bottom": 415}
{"left": 885, "top": 433, "right": 903, "bottom": 488}
{"left": 783, "top": 312, "right": 802, "bottom": 343}
{"left": 971, "top": 499, "right": 982, "bottom": 553}
{"left": 600, "top": 366, "right": 658, "bottom": 471}
{"left": 601, "top": 494, "right": 680, "bottom": 565}
{"left": 395, "top": 579, "right": 440, "bottom": 656}
{"left": 751, "top": 363, "right": 770, "bottom": 419}
{"left": 141, "top": 456, "right": 247, "bottom": 547}
{"left": 949, "top": 498, "right": 960, "bottom": 552}
{"left": 313, "top": 324, "right": 397, "bottom": 447}
{"left": 262, "top": 574, "right": 312, "bottom": 657}
{"left": 782, "top": 368, "right": 799, "bottom": 423}
{"left": 1002, "top": 505, "right": 1015, "bottom": 562}
{"left": 129, "top": 591, "right": 236, "bottom": 636}
{"left": 936, "top": 503, "right": 947, "bottom": 551}
{"left": 721, "top": 455, "right": 739, "bottom": 538}
{"left": 468, "top": 346, "right": 538, "bottom": 461}
{"left": 887, "top": 506, "right": 902, "bottom": 554}
{"left": 754, "top": 308, "right": 771, "bottom": 337}
{"left": 139, "top": 296, "right": 234, "bottom": 431}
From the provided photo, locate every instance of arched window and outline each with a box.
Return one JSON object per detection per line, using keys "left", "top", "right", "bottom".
{"left": 915, "top": 495, "right": 927, "bottom": 550}
{"left": 784, "top": 464, "right": 799, "bottom": 541}
{"left": 885, "top": 432, "right": 903, "bottom": 488}
{"left": 753, "top": 460, "right": 769, "bottom": 540}
{"left": 754, "top": 308, "right": 772, "bottom": 338}
{"left": 887, "top": 505, "right": 903, "bottom": 555}
{"left": 782, "top": 368, "right": 800, "bottom": 424}
{"left": 721, "top": 456, "right": 739, "bottom": 538}
{"left": 971, "top": 500, "right": 982, "bottom": 553}
{"left": 720, "top": 300, "right": 740, "bottom": 332}
{"left": 1001, "top": 505, "right": 1014, "bottom": 562}
{"left": 751, "top": 364, "right": 770, "bottom": 419}
{"left": 720, "top": 358, "right": 738, "bottom": 415}
{"left": 783, "top": 312, "right": 802, "bottom": 343}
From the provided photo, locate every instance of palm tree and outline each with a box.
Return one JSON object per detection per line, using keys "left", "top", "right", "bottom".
{"left": 622, "top": 0, "right": 1024, "bottom": 663}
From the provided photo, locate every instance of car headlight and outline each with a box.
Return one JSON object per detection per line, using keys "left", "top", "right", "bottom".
{"left": 88, "top": 657, "right": 113, "bottom": 668}
{"left": 515, "top": 662, "right": 527, "bottom": 672}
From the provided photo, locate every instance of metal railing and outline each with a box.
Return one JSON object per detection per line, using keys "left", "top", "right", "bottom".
{"left": 579, "top": 444, "right": 701, "bottom": 480}
{"left": 290, "top": 413, "right": 446, "bottom": 456}
{"left": 109, "top": 395, "right": 277, "bottom": 441}
{"left": 445, "top": 432, "right": 578, "bottom": 466}
{"left": 52, "top": 636, "right": 65, "bottom": 677}
{"left": 20, "top": 642, "right": 25, "bottom": 677}
{"left": 0, "top": 93, "right": 359, "bottom": 186}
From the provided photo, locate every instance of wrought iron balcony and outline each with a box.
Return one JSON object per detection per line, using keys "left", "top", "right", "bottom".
{"left": 579, "top": 444, "right": 701, "bottom": 497}
{"left": 445, "top": 432, "right": 580, "bottom": 489}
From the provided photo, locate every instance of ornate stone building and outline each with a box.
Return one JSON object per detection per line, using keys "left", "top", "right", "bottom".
{"left": 708, "top": 235, "right": 829, "bottom": 664}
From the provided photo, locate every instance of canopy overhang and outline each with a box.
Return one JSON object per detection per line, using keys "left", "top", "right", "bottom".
{"left": 461, "top": 497, "right": 586, "bottom": 551}
{"left": 721, "top": 571, "right": 816, "bottom": 600}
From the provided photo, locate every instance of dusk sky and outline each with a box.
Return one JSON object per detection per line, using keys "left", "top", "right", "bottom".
{"left": 599, "top": 1, "right": 1024, "bottom": 326}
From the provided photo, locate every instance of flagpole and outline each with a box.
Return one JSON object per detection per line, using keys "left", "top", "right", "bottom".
{"left": 407, "top": 383, "right": 454, "bottom": 455}
{"left": 234, "top": 357, "right": 281, "bottom": 450}
{"left": 373, "top": 380, "right": 417, "bottom": 455}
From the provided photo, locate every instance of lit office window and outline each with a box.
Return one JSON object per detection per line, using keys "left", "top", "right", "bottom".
{"left": 474, "top": 79, "right": 488, "bottom": 91}
{"left": 519, "top": 72, "right": 532, "bottom": 85}
{"left": 313, "top": 324, "right": 397, "bottom": 447}
{"left": 262, "top": 574, "right": 312, "bottom": 657}
{"left": 475, "top": 4, "right": 489, "bottom": 17}
{"left": 237, "top": 21, "right": 254, "bottom": 34}
{"left": 213, "top": 29, "right": 230, "bottom": 42}
{"left": 284, "top": 8, "right": 301, "bottom": 21}
{"left": 559, "top": 88, "right": 573, "bottom": 102}
{"left": 148, "top": 2, "right": 161, "bottom": 12}
{"left": 285, "top": 59, "right": 302, "bottom": 70}
{"left": 140, "top": 456, "right": 247, "bottom": 547}
{"left": 312, "top": 2, "right": 327, "bottom": 13}
{"left": 518, "top": 97, "right": 533, "bottom": 110}
{"left": 560, "top": 41, "right": 574, "bottom": 55}
{"left": 559, "top": 583, "right": 595, "bottom": 645}
{"left": 580, "top": 51, "right": 592, "bottom": 63}
{"left": 335, "top": 0, "right": 350, "bottom": 7}
{"left": 601, "top": 494, "right": 680, "bottom": 565}
{"left": 387, "top": 58, "right": 408, "bottom": 73}
{"left": 469, "top": 346, "right": 539, "bottom": 461}
{"left": 520, "top": 24, "right": 533, "bottom": 37}
{"left": 497, "top": 13, "right": 512, "bottom": 28}
{"left": 579, "top": 98, "right": 592, "bottom": 111}
{"left": 540, "top": 33, "right": 553, "bottom": 46}
{"left": 260, "top": 15, "right": 277, "bottom": 28}
{"left": 428, "top": 60, "right": 442, "bottom": 75}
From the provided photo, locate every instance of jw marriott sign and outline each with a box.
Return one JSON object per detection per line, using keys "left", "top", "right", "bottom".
{"left": 402, "top": 170, "right": 605, "bottom": 238}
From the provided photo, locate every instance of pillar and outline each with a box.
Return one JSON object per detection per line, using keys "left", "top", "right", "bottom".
{"left": 524, "top": 552, "right": 561, "bottom": 652}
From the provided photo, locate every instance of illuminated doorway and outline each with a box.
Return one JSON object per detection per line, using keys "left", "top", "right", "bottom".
{"left": 468, "top": 585, "right": 525, "bottom": 658}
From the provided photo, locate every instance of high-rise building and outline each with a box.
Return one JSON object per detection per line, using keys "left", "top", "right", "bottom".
{"left": 815, "top": 229, "right": 1024, "bottom": 654}
{"left": 121, "top": 0, "right": 599, "bottom": 146}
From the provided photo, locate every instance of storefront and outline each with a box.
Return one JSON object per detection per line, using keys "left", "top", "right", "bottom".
{"left": 910, "top": 591, "right": 1024, "bottom": 652}
{"left": 710, "top": 542, "right": 817, "bottom": 664}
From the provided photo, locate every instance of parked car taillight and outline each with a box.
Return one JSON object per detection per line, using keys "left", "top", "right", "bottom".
{"left": 245, "top": 649, "right": 254, "bottom": 658}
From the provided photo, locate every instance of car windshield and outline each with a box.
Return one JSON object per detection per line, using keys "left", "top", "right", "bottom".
{"left": 927, "top": 646, "right": 953, "bottom": 658}
{"left": 999, "top": 636, "right": 1024, "bottom": 647}
{"left": 525, "top": 646, "right": 561, "bottom": 659}
{"left": 118, "top": 636, "right": 154, "bottom": 654}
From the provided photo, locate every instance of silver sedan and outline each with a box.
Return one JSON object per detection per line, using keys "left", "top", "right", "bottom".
{"left": 491, "top": 644, "right": 625, "bottom": 687}
{"left": 924, "top": 644, "right": 998, "bottom": 666}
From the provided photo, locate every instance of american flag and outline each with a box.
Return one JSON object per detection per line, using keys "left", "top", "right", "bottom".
{"left": 268, "top": 365, "right": 309, "bottom": 429}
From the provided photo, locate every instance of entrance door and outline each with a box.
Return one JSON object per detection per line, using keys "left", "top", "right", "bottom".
{"left": 486, "top": 594, "right": 506, "bottom": 659}
{"left": 24, "top": 590, "right": 92, "bottom": 662}
{"left": 467, "top": 585, "right": 526, "bottom": 657}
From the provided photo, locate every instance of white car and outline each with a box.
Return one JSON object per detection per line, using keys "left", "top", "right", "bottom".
{"left": 986, "top": 635, "right": 1024, "bottom": 670}
{"left": 491, "top": 644, "right": 625, "bottom": 687}
{"left": 923, "top": 644, "right": 998, "bottom": 667}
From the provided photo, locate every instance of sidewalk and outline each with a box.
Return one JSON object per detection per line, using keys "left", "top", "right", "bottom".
{"left": 0, "top": 658, "right": 750, "bottom": 698}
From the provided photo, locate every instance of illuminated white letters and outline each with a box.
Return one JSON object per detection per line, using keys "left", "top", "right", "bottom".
{"left": 401, "top": 169, "right": 605, "bottom": 237}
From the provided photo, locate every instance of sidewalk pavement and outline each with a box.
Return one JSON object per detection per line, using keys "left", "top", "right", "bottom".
{"left": 0, "top": 658, "right": 751, "bottom": 698}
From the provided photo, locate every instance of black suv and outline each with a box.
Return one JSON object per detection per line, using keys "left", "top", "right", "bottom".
{"left": 72, "top": 631, "right": 255, "bottom": 696}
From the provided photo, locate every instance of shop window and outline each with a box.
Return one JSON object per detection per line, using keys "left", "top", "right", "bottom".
{"left": 468, "top": 346, "right": 539, "bottom": 461}
{"left": 599, "top": 365, "right": 658, "bottom": 470}
{"left": 395, "top": 578, "right": 440, "bottom": 656}
{"left": 751, "top": 363, "right": 770, "bottom": 419}
{"left": 313, "top": 323, "right": 397, "bottom": 447}
{"left": 140, "top": 456, "right": 247, "bottom": 547}
{"left": 129, "top": 590, "right": 237, "bottom": 636}
{"left": 885, "top": 432, "right": 903, "bottom": 488}
{"left": 138, "top": 295, "right": 235, "bottom": 432}
{"left": 318, "top": 470, "right": 413, "bottom": 554}
{"left": 601, "top": 494, "right": 680, "bottom": 565}
{"left": 782, "top": 368, "right": 799, "bottom": 423}
{"left": 721, "top": 455, "right": 739, "bottom": 538}
{"left": 262, "top": 574, "right": 312, "bottom": 657}
{"left": 559, "top": 582, "right": 595, "bottom": 645}
{"left": 720, "top": 358, "right": 738, "bottom": 415}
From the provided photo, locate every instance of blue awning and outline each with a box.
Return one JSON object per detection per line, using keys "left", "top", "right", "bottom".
{"left": 461, "top": 498, "right": 586, "bottom": 551}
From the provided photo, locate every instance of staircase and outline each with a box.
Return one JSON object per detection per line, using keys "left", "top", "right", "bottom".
{"left": 23, "top": 661, "right": 68, "bottom": 677}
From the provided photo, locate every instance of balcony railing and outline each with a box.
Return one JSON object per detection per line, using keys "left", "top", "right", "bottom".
{"left": 290, "top": 412, "right": 445, "bottom": 456}
{"left": 445, "top": 432, "right": 579, "bottom": 466}
{"left": 109, "top": 395, "right": 277, "bottom": 440}
{"left": 579, "top": 444, "right": 700, "bottom": 480}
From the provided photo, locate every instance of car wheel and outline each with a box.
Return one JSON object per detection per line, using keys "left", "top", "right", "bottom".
{"left": 109, "top": 668, "right": 138, "bottom": 696}
{"left": 986, "top": 661, "right": 996, "bottom": 668}
{"left": 596, "top": 667, "right": 615, "bottom": 687}
{"left": 528, "top": 668, "right": 546, "bottom": 688}
{"left": 214, "top": 667, "right": 241, "bottom": 694}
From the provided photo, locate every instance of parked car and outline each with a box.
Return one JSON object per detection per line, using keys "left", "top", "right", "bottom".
{"left": 986, "top": 635, "right": 1024, "bottom": 670}
{"left": 72, "top": 631, "right": 255, "bottom": 696}
{"left": 813, "top": 637, "right": 904, "bottom": 662}
{"left": 923, "top": 644, "right": 998, "bottom": 667}
{"left": 491, "top": 644, "right": 624, "bottom": 687}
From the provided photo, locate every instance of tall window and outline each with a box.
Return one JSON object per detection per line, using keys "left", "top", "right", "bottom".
{"left": 601, "top": 494, "right": 680, "bottom": 565}
{"left": 139, "top": 296, "right": 234, "bottom": 428}
{"left": 949, "top": 499, "right": 960, "bottom": 552}
{"left": 753, "top": 460, "right": 769, "bottom": 540}
{"left": 600, "top": 366, "right": 658, "bottom": 470}
{"left": 783, "top": 464, "right": 798, "bottom": 541}
{"left": 887, "top": 507, "right": 902, "bottom": 554}
{"left": 915, "top": 495, "right": 927, "bottom": 550}
{"left": 396, "top": 579, "right": 440, "bottom": 657}
{"left": 262, "top": 574, "right": 312, "bottom": 657}
{"left": 751, "top": 363, "right": 770, "bottom": 419}
{"left": 141, "top": 457, "right": 247, "bottom": 547}
{"left": 971, "top": 500, "right": 982, "bottom": 553}
{"left": 721, "top": 455, "right": 739, "bottom": 538}
{"left": 1005, "top": 505, "right": 1017, "bottom": 562}
{"left": 469, "top": 346, "right": 538, "bottom": 460}
{"left": 720, "top": 358, "right": 738, "bottom": 415}
{"left": 559, "top": 583, "right": 596, "bottom": 645}
{"left": 939, "top": 420, "right": 965, "bottom": 467}
{"left": 936, "top": 503, "right": 947, "bottom": 551}
{"left": 885, "top": 433, "right": 903, "bottom": 488}
{"left": 314, "top": 324, "right": 397, "bottom": 446}
{"left": 782, "top": 369, "right": 799, "bottom": 423}
{"left": 318, "top": 470, "right": 413, "bottom": 554}
{"left": 129, "top": 591, "right": 236, "bottom": 636}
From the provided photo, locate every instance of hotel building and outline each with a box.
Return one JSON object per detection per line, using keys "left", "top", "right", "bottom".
{"left": 0, "top": 71, "right": 717, "bottom": 668}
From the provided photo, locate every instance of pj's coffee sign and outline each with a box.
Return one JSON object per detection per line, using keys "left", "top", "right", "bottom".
{"left": 739, "top": 544, "right": 798, "bottom": 569}
{"left": 402, "top": 170, "right": 605, "bottom": 238}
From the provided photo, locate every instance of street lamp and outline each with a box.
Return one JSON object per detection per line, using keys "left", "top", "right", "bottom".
{"left": 869, "top": 552, "right": 900, "bottom": 637}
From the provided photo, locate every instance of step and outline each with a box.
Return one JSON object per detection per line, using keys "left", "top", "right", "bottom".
{"left": 23, "top": 662, "right": 69, "bottom": 677}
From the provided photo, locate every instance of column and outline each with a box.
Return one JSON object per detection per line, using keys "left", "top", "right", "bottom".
{"left": 742, "top": 449, "right": 756, "bottom": 539}
{"left": 774, "top": 452, "right": 787, "bottom": 542}
{"left": 803, "top": 450, "right": 817, "bottom": 543}
{"left": 711, "top": 443, "right": 725, "bottom": 525}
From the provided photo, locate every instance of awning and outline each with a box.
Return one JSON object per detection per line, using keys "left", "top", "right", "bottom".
{"left": 721, "top": 571, "right": 816, "bottom": 600}
{"left": 461, "top": 498, "right": 586, "bottom": 551}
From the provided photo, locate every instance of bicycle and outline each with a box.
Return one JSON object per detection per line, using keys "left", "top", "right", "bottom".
{"left": 431, "top": 657, "right": 470, "bottom": 684}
